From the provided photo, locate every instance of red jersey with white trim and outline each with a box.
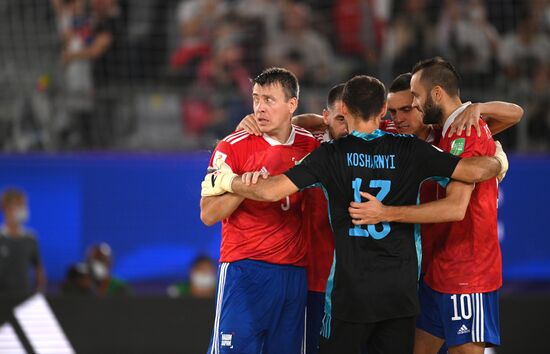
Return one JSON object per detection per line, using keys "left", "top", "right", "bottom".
{"left": 302, "top": 129, "right": 334, "bottom": 292}
{"left": 379, "top": 119, "right": 399, "bottom": 133}
{"left": 422, "top": 106, "right": 501, "bottom": 294}
{"left": 209, "top": 126, "right": 319, "bottom": 266}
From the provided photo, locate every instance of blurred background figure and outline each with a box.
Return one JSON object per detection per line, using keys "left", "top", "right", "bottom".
{"left": 60, "top": 262, "right": 95, "bottom": 296}
{"left": 86, "top": 242, "right": 132, "bottom": 297}
{"left": 167, "top": 255, "right": 216, "bottom": 299}
{"left": 0, "top": 188, "right": 46, "bottom": 299}
{"left": 52, "top": 0, "right": 95, "bottom": 149}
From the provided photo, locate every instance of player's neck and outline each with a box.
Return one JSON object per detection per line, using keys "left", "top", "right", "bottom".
{"left": 265, "top": 123, "right": 292, "bottom": 144}
{"left": 349, "top": 116, "right": 380, "bottom": 135}
{"left": 440, "top": 97, "right": 463, "bottom": 126}
{"left": 417, "top": 125, "right": 432, "bottom": 141}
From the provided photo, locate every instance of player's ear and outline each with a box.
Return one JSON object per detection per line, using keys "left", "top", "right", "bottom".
{"left": 288, "top": 97, "right": 298, "bottom": 115}
{"left": 322, "top": 108, "right": 330, "bottom": 125}
{"left": 341, "top": 102, "right": 349, "bottom": 116}
{"left": 378, "top": 102, "right": 388, "bottom": 119}
{"left": 432, "top": 86, "right": 443, "bottom": 103}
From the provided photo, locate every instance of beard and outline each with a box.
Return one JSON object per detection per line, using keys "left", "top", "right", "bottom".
{"left": 422, "top": 95, "right": 443, "bottom": 125}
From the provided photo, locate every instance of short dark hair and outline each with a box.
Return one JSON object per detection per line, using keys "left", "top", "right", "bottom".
{"left": 326, "top": 83, "right": 345, "bottom": 109}
{"left": 411, "top": 57, "right": 460, "bottom": 97}
{"left": 342, "top": 75, "right": 386, "bottom": 121}
{"left": 389, "top": 73, "right": 412, "bottom": 93}
{"left": 251, "top": 67, "right": 299, "bottom": 100}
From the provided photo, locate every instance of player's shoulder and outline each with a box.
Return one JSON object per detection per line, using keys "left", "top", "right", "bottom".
{"left": 379, "top": 119, "right": 399, "bottom": 134}
{"left": 293, "top": 125, "right": 317, "bottom": 140}
{"left": 220, "top": 130, "right": 255, "bottom": 146}
{"left": 293, "top": 125, "right": 320, "bottom": 148}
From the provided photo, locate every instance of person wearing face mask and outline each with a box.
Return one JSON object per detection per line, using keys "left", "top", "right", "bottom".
{"left": 86, "top": 242, "right": 132, "bottom": 297}
{"left": 167, "top": 255, "right": 217, "bottom": 299}
{"left": 0, "top": 188, "right": 46, "bottom": 299}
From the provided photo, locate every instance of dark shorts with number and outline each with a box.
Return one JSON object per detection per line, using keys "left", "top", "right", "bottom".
{"left": 319, "top": 316, "right": 415, "bottom": 354}
{"left": 416, "top": 278, "right": 500, "bottom": 347}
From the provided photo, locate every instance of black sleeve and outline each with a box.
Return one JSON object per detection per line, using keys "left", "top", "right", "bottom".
{"left": 284, "top": 143, "right": 331, "bottom": 189}
{"left": 413, "top": 138, "right": 461, "bottom": 180}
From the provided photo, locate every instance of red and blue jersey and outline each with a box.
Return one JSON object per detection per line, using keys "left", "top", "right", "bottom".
{"left": 421, "top": 103, "right": 501, "bottom": 294}
{"left": 209, "top": 126, "right": 319, "bottom": 266}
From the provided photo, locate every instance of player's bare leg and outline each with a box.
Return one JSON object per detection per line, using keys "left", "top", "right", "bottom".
{"left": 448, "top": 342, "right": 485, "bottom": 354}
{"left": 414, "top": 328, "right": 445, "bottom": 354}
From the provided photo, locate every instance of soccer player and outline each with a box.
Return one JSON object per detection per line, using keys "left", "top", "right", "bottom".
{"left": 236, "top": 84, "right": 348, "bottom": 354}
{"left": 202, "top": 75, "right": 507, "bottom": 354}
{"left": 365, "top": 71, "right": 521, "bottom": 354}
{"left": 351, "top": 58, "right": 507, "bottom": 354}
{"left": 199, "top": 67, "right": 319, "bottom": 354}
{"left": 410, "top": 58, "right": 504, "bottom": 354}
{"left": 387, "top": 72, "right": 523, "bottom": 142}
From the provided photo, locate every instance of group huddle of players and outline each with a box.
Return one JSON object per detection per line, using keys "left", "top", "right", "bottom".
{"left": 200, "top": 57, "right": 523, "bottom": 354}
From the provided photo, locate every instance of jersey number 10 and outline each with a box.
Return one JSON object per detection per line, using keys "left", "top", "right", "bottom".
{"left": 349, "top": 178, "right": 391, "bottom": 239}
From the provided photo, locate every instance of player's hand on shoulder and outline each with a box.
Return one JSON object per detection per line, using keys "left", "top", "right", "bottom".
{"left": 449, "top": 103, "right": 482, "bottom": 138}
{"left": 236, "top": 114, "right": 261, "bottom": 136}
{"left": 348, "top": 192, "right": 386, "bottom": 225}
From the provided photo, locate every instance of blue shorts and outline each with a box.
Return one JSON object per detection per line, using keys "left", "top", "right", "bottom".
{"left": 207, "top": 260, "right": 307, "bottom": 354}
{"left": 417, "top": 279, "right": 500, "bottom": 347}
{"left": 305, "top": 291, "right": 325, "bottom": 354}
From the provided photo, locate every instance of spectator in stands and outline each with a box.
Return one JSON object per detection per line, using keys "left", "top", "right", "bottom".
{"left": 170, "top": 0, "right": 227, "bottom": 72}
{"left": 435, "top": 0, "right": 499, "bottom": 88}
{"left": 53, "top": 0, "right": 95, "bottom": 148}
{"left": 498, "top": 15, "right": 550, "bottom": 150}
{"left": 0, "top": 188, "right": 46, "bottom": 299}
{"left": 62, "top": 0, "right": 126, "bottom": 147}
{"left": 195, "top": 26, "right": 252, "bottom": 138}
{"left": 333, "top": 0, "right": 390, "bottom": 76}
{"left": 86, "top": 242, "right": 132, "bottom": 297}
{"left": 382, "top": 0, "right": 434, "bottom": 79}
{"left": 60, "top": 262, "right": 95, "bottom": 296}
{"left": 234, "top": 0, "right": 282, "bottom": 40}
{"left": 167, "top": 255, "right": 216, "bottom": 299}
{"left": 265, "top": 2, "right": 335, "bottom": 85}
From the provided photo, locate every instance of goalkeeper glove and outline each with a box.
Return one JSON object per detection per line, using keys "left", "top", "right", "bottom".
{"left": 494, "top": 140, "right": 508, "bottom": 183}
{"left": 201, "top": 158, "right": 237, "bottom": 197}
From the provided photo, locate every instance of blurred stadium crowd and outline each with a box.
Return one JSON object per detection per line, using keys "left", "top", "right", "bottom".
{"left": 0, "top": 0, "right": 548, "bottom": 152}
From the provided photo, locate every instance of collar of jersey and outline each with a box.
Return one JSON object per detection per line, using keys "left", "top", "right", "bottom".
{"left": 262, "top": 126, "right": 296, "bottom": 146}
{"left": 350, "top": 129, "right": 385, "bottom": 141}
{"left": 442, "top": 101, "right": 472, "bottom": 137}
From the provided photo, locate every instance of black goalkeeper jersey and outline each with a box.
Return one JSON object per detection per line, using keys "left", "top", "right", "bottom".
{"left": 285, "top": 129, "right": 460, "bottom": 323}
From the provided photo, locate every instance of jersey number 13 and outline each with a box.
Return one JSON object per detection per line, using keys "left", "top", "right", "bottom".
{"left": 349, "top": 178, "right": 391, "bottom": 239}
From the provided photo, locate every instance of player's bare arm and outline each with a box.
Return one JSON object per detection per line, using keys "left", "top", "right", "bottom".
{"left": 231, "top": 174, "right": 298, "bottom": 202}
{"left": 349, "top": 181, "right": 474, "bottom": 225}
{"left": 447, "top": 101, "right": 523, "bottom": 137}
{"left": 452, "top": 155, "right": 503, "bottom": 183}
{"left": 199, "top": 194, "right": 245, "bottom": 226}
{"left": 291, "top": 114, "right": 327, "bottom": 132}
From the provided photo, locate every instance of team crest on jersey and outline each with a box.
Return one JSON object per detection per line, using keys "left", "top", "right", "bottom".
{"left": 213, "top": 151, "right": 228, "bottom": 165}
{"left": 450, "top": 138, "right": 465, "bottom": 156}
